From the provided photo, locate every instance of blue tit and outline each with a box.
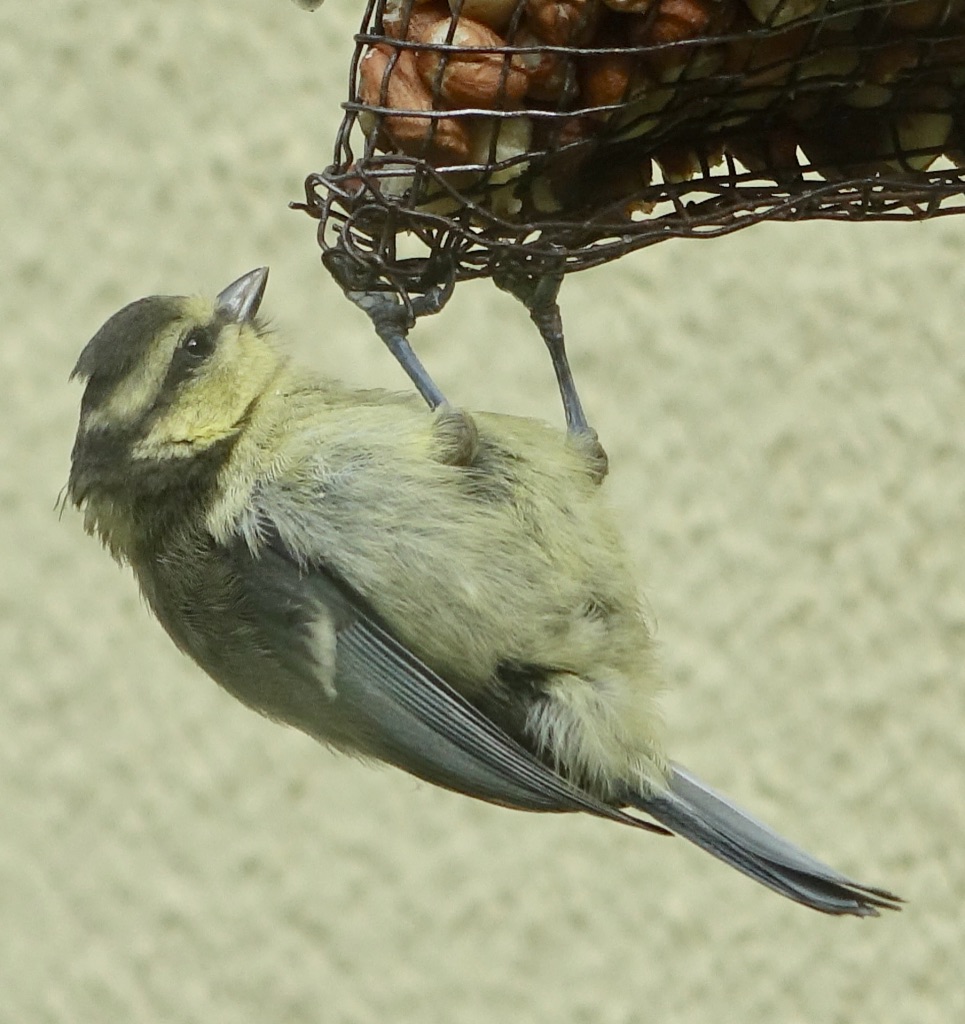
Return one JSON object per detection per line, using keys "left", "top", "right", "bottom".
{"left": 67, "top": 267, "right": 900, "bottom": 916}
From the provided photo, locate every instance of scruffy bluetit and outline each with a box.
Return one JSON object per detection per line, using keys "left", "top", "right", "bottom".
{"left": 67, "top": 268, "right": 901, "bottom": 916}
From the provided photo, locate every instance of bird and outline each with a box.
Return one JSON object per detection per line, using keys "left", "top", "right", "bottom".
{"left": 67, "top": 266, "right": 901, "bottom": 916}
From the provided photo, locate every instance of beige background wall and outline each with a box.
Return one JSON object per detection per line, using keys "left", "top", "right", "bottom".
{"left": 3, "top": 2, "right": 964, "bottom": 1021}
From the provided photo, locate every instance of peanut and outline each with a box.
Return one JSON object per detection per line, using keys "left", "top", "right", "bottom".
{"left": 415, "top": 17, "right": 530, "bottom": 108}
{"left": 358, "top": 44, "right": 472, "bottom": 163}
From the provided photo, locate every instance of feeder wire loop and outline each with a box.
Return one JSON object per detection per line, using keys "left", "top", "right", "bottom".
{"left": 299, "top": 0, "right": 965, "bottom": 296}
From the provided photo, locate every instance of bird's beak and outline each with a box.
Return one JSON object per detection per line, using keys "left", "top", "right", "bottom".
{"left": 215, "top": 267, "right": 269, "bottom": 324}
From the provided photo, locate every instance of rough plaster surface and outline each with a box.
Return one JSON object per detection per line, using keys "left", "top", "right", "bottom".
{"left": 3, "top": 2, "right": 964, "bottom": 1022}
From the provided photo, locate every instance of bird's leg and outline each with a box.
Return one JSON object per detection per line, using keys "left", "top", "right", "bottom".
{"left": 495, "top": 260, "right": 591, "bottom": 434}
{"left": 343, "top": 286, "right": 448, "bottom": 410}
{"left": 495, "top": 260, "right": 608, "bottom": 482}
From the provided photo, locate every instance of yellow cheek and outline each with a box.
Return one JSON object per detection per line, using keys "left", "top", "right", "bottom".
{"left": 135, "top": 327, "right": 281, "bottom": 454}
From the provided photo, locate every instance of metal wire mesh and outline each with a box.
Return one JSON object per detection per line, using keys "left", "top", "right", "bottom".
{"left": 297, "top": 0, "right": 965, "bottom": 298}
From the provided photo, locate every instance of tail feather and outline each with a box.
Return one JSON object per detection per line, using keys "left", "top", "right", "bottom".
{"left": 626, "top": 763, "right": 902, "bottom": 917}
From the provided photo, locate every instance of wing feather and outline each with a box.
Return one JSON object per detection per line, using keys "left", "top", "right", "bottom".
{"left": 244, "top": 535, "right": 667, "bottom": 832}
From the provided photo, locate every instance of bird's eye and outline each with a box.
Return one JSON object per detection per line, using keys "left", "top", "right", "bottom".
{"left": 180, "top": 327, "right": 215, "bottom": 361}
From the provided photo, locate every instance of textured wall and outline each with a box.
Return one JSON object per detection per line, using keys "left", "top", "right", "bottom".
{"left": 3, "top": 2, "right": 964, "bottom": 1022}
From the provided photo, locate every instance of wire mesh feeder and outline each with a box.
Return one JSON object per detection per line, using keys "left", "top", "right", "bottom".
{"left": 295, "top": 0, "right": 965, "bottom": 426}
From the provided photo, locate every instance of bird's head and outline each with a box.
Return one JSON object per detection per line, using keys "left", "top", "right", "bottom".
{"left": 68, "top": 268, "right": 279, "bottom": 543}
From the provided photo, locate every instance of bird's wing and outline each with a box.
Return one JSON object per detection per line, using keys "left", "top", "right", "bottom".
{"left": 233, "top": 533, "right": 668, "bottom": 833}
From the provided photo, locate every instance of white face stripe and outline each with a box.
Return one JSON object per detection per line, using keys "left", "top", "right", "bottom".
{"left": 82, "top": 325, "right": 182, "bottom": 431}
{"left": 80, "top": 296, "right": 216, "bottom": 433}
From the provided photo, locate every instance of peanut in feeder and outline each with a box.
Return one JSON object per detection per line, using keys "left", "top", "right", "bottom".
{"left": 295, "top": 0, "right": 965, "bottom": 424}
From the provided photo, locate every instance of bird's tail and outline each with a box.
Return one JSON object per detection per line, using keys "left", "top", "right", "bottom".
{"left": 625, "top": 764, "right": 902, "bottom": 916}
